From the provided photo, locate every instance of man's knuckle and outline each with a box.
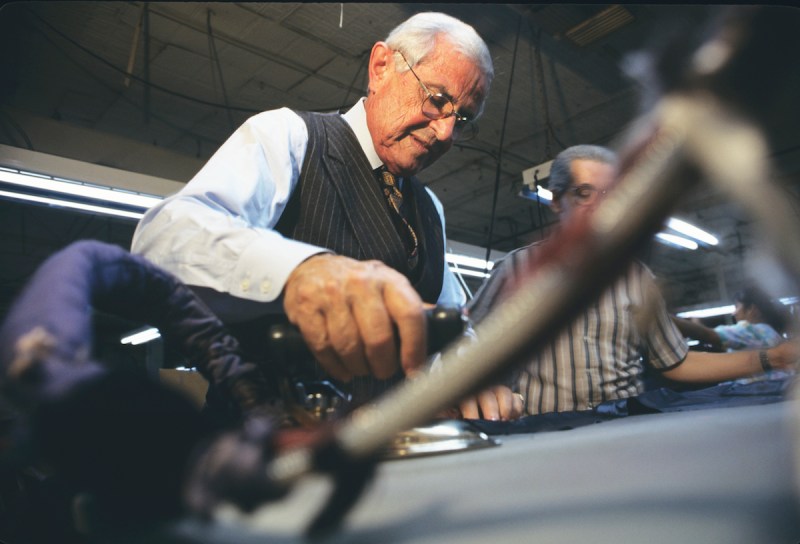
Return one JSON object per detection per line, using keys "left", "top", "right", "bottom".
{"left": 366, "top": 330, "right": 395, "bottom": 352}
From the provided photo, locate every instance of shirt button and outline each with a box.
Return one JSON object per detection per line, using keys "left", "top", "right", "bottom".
{"left": 240, "top": 278, "right": 251, "bottom": 292}
{"left": 260, "top": 280, "right": 271, "bottom": 294}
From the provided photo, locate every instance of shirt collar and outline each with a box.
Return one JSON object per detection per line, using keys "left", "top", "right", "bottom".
{"left": 342, "top": 97, "right": 383, "bottom": 171}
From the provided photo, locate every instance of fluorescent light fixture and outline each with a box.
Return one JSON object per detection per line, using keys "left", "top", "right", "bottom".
{"left": 446, "top": 253, "right": 494, "bottom": 271}
{"left": 676, "top": 304, "right": 736, "bottom": 319}
{"left": 519, "top": 186, "right": 553, "bottom": 204}
{"left": 677, "top": 296, "right": 797, "bottom": 320}
{"left": 447, "top": 252, "right": 494, "bottom": 280}
{"left": 0, "top": 189, "right": 146, "bottom": 219}
{"left": 564, "top": 5, "right": 634, "bottom": 47}
{"left": 0, "top": 165, "right": 163, "bottom": 219}
{"left": 666, "top": 217, "right": 719, "bottom": 246}
{"left": 0, "top": 167, "right": 163, "bottom": 207}
{"left": 520, "top": 161, "right": 554, "bottom": 204}
{"left": 655, "top": 232, "right": 699, "bottom": 250}
{"left": 448, "top": 265, "right": 490, "bottom": 279}
{"left": 120, "top": 326, "right": 162, "bottom": 345}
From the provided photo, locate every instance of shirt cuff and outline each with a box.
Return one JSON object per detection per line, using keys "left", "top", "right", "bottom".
{"left": 230, "top": 234, "right": 330, "bottom": 301}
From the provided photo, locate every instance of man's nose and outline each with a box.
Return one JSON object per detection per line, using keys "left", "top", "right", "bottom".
{"left": 429, "top": 115, "right": 456, "bottom": 141}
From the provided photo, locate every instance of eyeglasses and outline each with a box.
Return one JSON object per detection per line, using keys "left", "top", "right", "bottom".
{"left": 396, "top": 50, "right": 477, "bottom": 142}
{"left": 567, "top": 184, "right": 609, "bottom": 205}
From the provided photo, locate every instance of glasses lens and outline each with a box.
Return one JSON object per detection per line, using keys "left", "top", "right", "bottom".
{"left": 422, "top": 94, "right": 476, "bottom": 141}
{"left": 571, "top": 185, "right": 603, "bottom": 205}
{"left": 422, "top": 94, "right": 453, "bottom": 120}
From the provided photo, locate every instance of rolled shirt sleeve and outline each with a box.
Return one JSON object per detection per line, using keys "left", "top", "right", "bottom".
{"left": 132, "top": 108, "right": 327, "bottom": 306}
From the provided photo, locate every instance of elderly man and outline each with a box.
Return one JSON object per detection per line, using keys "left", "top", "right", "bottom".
{"left": 468, "top": 144, "right": 797, "bottom": 415}
{"left": 133, "top": 13, "right": 521, "bottom": 420}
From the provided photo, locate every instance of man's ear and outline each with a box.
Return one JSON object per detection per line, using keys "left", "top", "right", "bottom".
{"left": 368, "top": 41, "right": 394, "bottom": 93}
{"left": 549, "top": 196, "right": 562, "bottom": 215}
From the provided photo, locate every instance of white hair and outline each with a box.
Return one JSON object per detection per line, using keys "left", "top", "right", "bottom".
{"left": 385, "top": 12, "right": 493, "bottom": 115}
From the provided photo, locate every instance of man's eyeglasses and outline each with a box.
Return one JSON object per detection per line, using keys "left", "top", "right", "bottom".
{"left": 396, "top": 50, "right": 477, "bottom": 142}
{"left": 567, "top": 184, "right": 609, "bottom": 205}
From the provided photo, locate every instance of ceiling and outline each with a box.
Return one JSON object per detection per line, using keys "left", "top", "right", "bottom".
{"left": 1, "top": 2, "right": 799, "bottom": 329}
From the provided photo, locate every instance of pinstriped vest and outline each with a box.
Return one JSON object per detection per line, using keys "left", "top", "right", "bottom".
{"left": 275, "top": 110, "right": 445, "bottom": 303}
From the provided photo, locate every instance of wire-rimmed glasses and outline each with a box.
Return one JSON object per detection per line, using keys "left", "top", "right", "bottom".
{"left": 396, "top": 50, "right": 478, "bottom": 142}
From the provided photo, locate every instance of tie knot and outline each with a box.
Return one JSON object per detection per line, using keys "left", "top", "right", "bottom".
{"left": 380, "top": 168, "right": 398, "bottom": 188}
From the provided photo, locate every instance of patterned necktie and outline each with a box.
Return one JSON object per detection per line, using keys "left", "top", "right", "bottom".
{"left": 379, "top": 168, "right": 419, "bottom": 268}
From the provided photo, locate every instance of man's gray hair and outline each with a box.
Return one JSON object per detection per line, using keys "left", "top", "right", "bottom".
{"left": 386, "top": 12, "right": 493, "bottom": 116}
{"left": 548, "top": 145, "right": 618, "bottom": 197}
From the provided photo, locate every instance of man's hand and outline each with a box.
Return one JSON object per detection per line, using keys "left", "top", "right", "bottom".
{"left": 766, "top": 340, "right": 800, "bottom": 371}
{"left": 458, "top": 385, "right": 525, "bottom": 421}
{"left": 283, "top": 254, "right": 426, "bottom": 382}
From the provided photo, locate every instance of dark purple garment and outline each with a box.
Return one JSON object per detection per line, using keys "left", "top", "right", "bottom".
{"left": 0, "top": 241, "right": 280, "bottom": 534}
{"left": 0, "top": 240, "right": 266, "bottom": 412}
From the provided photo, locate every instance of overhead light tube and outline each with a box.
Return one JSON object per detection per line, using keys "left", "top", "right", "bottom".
{"left": 655, "top": 232, "right": 699, "bottom": 250}
{"left": 0, "top": 189, "right": 146, "bottom": 219}
{"left": 0, "top": 166, "right": 163, "bottom": 218}
{"left": 121, "top": 326, "right": 162, "bottom": 345}
{"left": 666, "top": 217, "right": 719, "bottom": 246}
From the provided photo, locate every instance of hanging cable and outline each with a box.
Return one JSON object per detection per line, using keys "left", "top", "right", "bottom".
{"left": 143, "top": 3, "right": 150, "bottom": 124}
{"left": 484, "top": 14, "right": 523, "bottom": 266}
{"left": 28, "top": 9, "right": 354, "bottom": 115}
{"left": 207, "top": 10, "right": 235, "bottom": 132}
{"left": 533, "top": 171, "right": 546, "bottom": 233}
{"left": 339, "top": 51, "right": 368, "bottom": 113}
{"left": 532, "top": 24, "right": 567, "bottom": 154}
{"left": 0, "top": 109, "right": 34, "bottom": 150}
{"left": 28, "top": 17, "right": 222, "bottom": 149}
{"left": 527, "top": 21, "right": 564, "bottom": 241}
{"left": 123, "top": 4, "right": 145, "bottom": 88}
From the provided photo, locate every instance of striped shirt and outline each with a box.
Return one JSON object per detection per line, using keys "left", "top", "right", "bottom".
{"left": 468, "top": 244, "right": 689, "bottom": 415}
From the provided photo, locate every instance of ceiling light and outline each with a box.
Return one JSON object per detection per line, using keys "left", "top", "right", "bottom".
{"left": 677, "top": 297, "right": 796, "bottom": 319}
{"left": 519, "top": 186, "right": 553, "bottom": 204}
{"left": 0, "top": 189, "right": 146, "bottom": 220}
{"left": 0, "top": 166, "right": 163, "bottom": 219}
{"left": 564, "top": 5, "right": 635, "bottom": 47}
{"left": 120, "top": 326, "right": 161, "bottom": 345}
{"left": 676, "top": 305, "right": 736, "bottom": 319}
{"left": 520, "top": 160, "right": 554, "bottom": 204}
{"left": 448, "top": 266, "right": 490, "bottom": 279}
{"left": 521, "top": 161, "right": 553, "bottom": 188}
{"left": 446, "top": 253, "right": 493, "bottom": 280}
{"left": 656, "top": 232, "right": 698, "bottom": 250}
{"left": 666, "top": 217, "right": 719, "bottom": 246}
{"left": 446, "top": 253, "right": 494, "bottom": 271}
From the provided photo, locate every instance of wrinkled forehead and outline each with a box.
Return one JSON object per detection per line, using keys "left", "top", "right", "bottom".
{"left": 569, "top": 159, "right": 617, "bottom": 189}
{"left": 422, "top": 39, "right": 490, "bottom": 115}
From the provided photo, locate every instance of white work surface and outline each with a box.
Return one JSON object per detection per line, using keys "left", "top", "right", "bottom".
{"left": 171, "top": 400, "right": 800, "bottom": 544}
